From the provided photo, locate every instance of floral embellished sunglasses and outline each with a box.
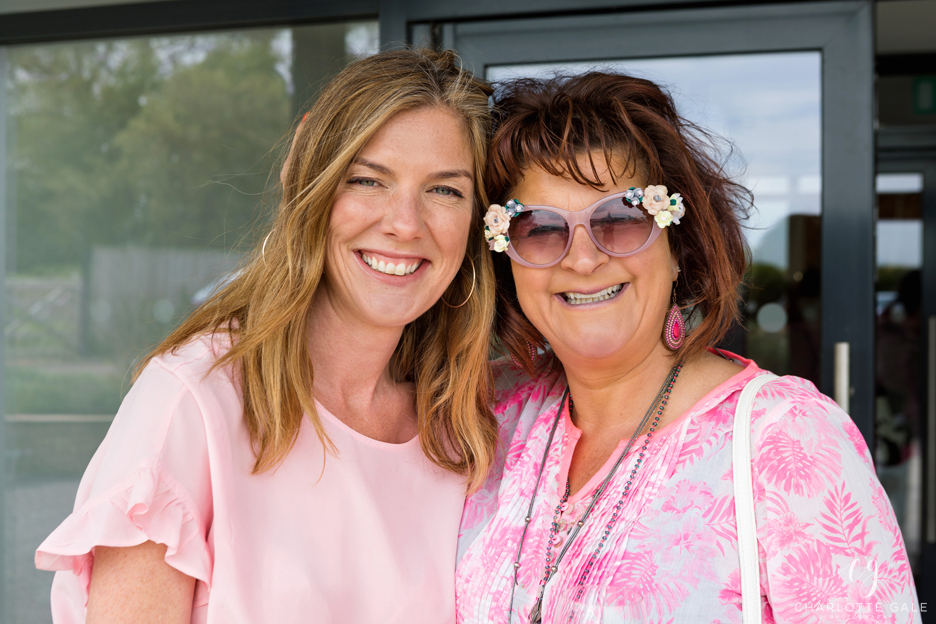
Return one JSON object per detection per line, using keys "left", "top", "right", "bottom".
{"left": 483, "top": 186, "right": 685, "bottom": 268}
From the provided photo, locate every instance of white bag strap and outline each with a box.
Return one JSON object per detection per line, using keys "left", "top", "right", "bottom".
{"left": 732, "top": 373, "right": 777, "bottom": 624}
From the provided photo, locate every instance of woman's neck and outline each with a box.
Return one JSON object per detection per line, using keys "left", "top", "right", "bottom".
{"left": 558, "top": 342, "right": 743, "bottom": 498}
{"left": 303, "top": 290, "right": 416, "bottom": 443}
{"left": 560, "top": 340, "right": 680, "bottom": 440}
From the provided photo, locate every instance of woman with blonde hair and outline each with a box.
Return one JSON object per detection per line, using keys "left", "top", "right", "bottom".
{"left": 36, "top": 48, "right": 498, "bottom": 623}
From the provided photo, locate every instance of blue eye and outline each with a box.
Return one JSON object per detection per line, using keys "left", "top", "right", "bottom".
{"left": 432, "top": 186, "right": 464, "bottom": 198}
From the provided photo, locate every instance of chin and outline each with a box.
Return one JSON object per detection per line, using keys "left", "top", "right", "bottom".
{"left": 358, "top": 299, "right": 429, "bottom": 328}
{"left": 557, "top": 334, "right": 628, "bottom": 361}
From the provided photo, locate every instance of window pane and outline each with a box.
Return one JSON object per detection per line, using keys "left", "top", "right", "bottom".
{"left": 2, "top": 20, "right": 378, "bottom": 621}
{"left": 489, "top": 52, "right": 823, "bottom": 383}
{"left": 874, "top": 171, "right": 924, "bottom": 570}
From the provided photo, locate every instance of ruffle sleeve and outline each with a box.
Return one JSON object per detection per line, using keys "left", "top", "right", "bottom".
{"left": 35, "top": 354, "right": 216, "bottom": 607}
{"left": 35, "top": 465, "right": 212, "bottom": 589}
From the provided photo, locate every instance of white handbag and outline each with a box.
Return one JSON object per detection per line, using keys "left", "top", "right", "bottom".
{"left": 732, "top": 373, "right": 777, "bottom": 624}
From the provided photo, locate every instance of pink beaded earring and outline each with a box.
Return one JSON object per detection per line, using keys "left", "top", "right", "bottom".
{"left": 664, "top": 291, "right": 684, "bottom": 351}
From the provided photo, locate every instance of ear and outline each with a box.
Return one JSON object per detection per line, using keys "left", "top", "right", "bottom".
{"left": 670, "top": 253, "right": 680, "bottom": 282}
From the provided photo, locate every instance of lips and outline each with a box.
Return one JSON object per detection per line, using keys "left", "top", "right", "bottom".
{"left": 561, "top": 283, "right": 624, "bottom": 305}
{"left": 360, "top": 251, "right": 424, "bottom": 276}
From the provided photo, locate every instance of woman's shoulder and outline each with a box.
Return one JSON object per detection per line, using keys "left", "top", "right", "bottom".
{"left": 750, "top": 372, "right": 871, "bottom": 461}
{"left": 743, "top": 369, "right": 851, "bottom": 429}
{"left": 692, "top": 350, "right": 834, "bottom": 418}
{"left": 698, "top": 353, "right": 871, "bottom": 465}
{"left": 109, "top": 332, "right": 245, "bottom": 465}
{"left": 149, "top": 331, "right": 236, "bottom": 383}
{"left": 678, "top": 360, "right": 875, "bottom": 506}
{"left": 687, "top": 350, "right": 869, "bottom": 457}
{"left": 115, "top": 332, "right": 242, "bottom": 447}
{"left": 136, "top": 332, "right": 244, "bottom": 409}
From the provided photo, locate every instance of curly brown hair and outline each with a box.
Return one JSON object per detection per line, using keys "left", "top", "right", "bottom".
{"left": 486, "top": 72, "right": 752, "bottom": 374}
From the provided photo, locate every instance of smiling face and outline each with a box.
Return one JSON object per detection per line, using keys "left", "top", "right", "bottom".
{"left": 510, "top": 156, "right": 678, "bottom": 365}
{"left": 319, "top": 106, "right": 475, "bottom": 331}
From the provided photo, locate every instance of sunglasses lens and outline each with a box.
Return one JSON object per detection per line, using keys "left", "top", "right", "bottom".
{"left": 590, "top": 198, "right": 654, "bottom": 254}
{"left": 508, "top": 209, "right": 570, "bottom": 265}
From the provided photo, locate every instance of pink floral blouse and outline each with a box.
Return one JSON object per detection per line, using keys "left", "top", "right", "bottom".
{"left": 456, "top": 351, "right": 923, "bottom": 623}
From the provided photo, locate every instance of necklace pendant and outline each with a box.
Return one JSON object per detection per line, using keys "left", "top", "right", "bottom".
{"left": 530, "top": 598, "right": 543, "bottom": 624}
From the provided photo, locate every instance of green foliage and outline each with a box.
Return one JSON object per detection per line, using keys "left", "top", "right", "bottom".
{"left": 746, "top": 262, "right": 786, "bottom": 305}
{"left": 877, "top": 265, "right": 912, "bottom": 292}
{"left": 10, "top": 32, "right": 292, "bottom": 275}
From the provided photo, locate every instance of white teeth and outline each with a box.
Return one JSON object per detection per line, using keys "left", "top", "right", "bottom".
{"left": 361, "top": 253, "right": 422, "bottom": 276}
{"left": 563, "top": 284, "right": 623, "bottom": 305}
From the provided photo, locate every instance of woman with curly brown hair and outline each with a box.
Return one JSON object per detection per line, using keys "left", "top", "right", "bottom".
{"left": 36, "top": 48, "right": 499, "bottom": 624}
{"left": 456, "top": 73, "right": 921, "bottom": 623}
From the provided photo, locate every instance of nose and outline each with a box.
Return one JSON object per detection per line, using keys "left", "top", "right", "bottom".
{"left": 560, "top": 224, "right": 608, "bottom": 274}
{"left": 381, "top": 191, "right": 423, "bottom": 241}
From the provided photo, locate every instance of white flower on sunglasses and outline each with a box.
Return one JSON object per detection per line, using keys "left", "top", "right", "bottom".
{"left": 654, "top": 210, "right": 674, "bottom": 228}
{"left": 642, "top": 187, "right": 685, "bottom": 229}
{"left": 642, "top": 185, "right": 670, "bottom": 215}
{"left": 669, "top": 193, "right": 685, "bottom": 224}
{"left": 489, "top": 234, "right": 510, "bottom": 252}
{"left": 483, "top": 204, "right": 510, "bottom": 236}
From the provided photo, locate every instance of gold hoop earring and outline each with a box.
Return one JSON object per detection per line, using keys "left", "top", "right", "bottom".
{"left": 261, "top": 230, "right": 274, "bottom": 264}
{"left": 442, "top": 255, "right": 476, "bottom": 308}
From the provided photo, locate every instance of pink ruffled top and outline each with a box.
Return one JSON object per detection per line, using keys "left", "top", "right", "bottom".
{"left": 36, "top": 335, "right": 466, "bottom": 623}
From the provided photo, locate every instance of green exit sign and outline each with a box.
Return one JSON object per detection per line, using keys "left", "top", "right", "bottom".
{"left": 914, "top": 77, "right": 936, "bottom": 115}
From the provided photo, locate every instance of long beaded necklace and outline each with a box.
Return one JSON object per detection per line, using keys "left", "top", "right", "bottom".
{"left": 508, "top": 361, "right": 683, "bottom": 624}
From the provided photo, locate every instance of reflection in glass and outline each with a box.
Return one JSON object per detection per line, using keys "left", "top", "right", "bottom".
{"left": 874, "top": 172, "right": 924, "bottom": 570}
{"left": 2, "top": 21, "right": 378, "bottom": 621}
{"left": 489, "top": 53, "right": 822, "bottom": 383}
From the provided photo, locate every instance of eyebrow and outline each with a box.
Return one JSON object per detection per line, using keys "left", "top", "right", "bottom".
{"left": 353, "top": 157, "right": 473, "bottom": 183}
{"left": 353, "top": 157, "right": 393, "bottom": 176}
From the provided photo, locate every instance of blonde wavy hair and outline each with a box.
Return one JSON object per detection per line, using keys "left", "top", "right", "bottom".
{"left": 138, "top": 48, "right": 499, "bottom": 492}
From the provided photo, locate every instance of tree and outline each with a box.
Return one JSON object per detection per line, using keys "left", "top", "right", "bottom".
{"left": 10, "top": 31, "right": 292, "bottom": 275}
{"left": 112, "top": 33, "right": 291, "bottom": 250}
